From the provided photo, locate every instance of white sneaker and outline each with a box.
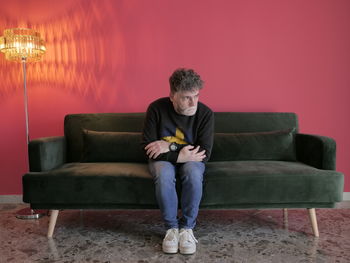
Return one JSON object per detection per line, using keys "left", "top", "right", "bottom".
{"left": 179, "top": 228, "right": 198, "bottom": 255}
{"left": 162, "top": 228, "right": 179, "bottom": 253}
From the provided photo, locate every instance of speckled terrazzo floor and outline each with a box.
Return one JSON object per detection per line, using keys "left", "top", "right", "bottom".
{"left": 1, "top": 203, "right": 350, "bottom": 263}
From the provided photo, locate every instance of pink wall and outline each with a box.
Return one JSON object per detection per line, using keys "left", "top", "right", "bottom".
{"left": 0, "top": 0, "right": 349, "bottom": 194}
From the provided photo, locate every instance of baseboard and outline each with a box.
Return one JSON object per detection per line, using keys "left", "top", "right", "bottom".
{"left": 0, "top": 195, "right": 23, "bottom": 203}
{"left": 343, "top": 192, "right": 350, "bottom": 201}
{"left": 1, "top": 193, "right": 350, "bottom": 203}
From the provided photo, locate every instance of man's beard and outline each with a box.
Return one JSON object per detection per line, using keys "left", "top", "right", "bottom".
{"left": 179, "top": 106, "right": 197, "bottom": 116}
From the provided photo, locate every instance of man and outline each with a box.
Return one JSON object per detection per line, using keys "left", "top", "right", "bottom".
{"left": 142, "top": 68, "right": 214, "bottom": 254}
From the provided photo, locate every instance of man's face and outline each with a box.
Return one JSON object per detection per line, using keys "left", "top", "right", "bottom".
{"left": 170, "top": 89, "right": 200, "bottom": 116}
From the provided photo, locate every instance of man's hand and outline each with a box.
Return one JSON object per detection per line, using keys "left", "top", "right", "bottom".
{"left": 177, "top": 145, "right": 206, "bottom": 163}
{"left": 145, "top": 140, "right": 170, "bottom": 159}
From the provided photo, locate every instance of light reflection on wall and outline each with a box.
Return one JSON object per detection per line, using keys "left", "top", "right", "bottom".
{"left": 0, "top": 0, "right": 125, "bottom": 102}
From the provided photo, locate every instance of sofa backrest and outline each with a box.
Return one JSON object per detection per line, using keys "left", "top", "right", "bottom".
{"left": 65, "top": 112, "right": 298, "bottom": 162}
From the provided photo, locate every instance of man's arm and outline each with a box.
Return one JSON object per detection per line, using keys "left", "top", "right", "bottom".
{"left": 142, "top": 104, "right": 180, "bottom": 163}
{"left": 144, "top": 140, "right": 170, "bottom": 159}
{"left": 177, "top": 145, "right": 206, "bottom": 163}
{"left": 195, "top": 109, "right": 214, "bottom": 162}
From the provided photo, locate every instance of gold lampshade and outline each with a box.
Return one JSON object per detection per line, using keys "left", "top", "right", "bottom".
{"left": 0, "top": 28, "right": 46, "bottom": 62}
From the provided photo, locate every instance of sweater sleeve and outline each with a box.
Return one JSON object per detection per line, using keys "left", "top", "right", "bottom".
{"left": 141, "top": 103, "right": 180, "bottom": 164}
{"left": 196, "top": 109, "right": 214, "bottom": 163}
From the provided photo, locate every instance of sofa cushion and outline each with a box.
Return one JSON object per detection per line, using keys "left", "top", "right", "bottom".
{"left": 210, "top": 129, "right": 296, "bottom": 162}
{"left": 201, "top": 161, "right": 344, "bottom": 207}
{"left": 23, "top": 162, "right": 157, "bottom": 206}
{"left": 23, "top": 161, "right": 343, "bottom": 209}
{"left": 81, "top": 130, "right": 147, "bottom": 163}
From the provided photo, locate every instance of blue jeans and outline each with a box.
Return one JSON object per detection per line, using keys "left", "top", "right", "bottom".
{"left": 148, "top": 160, "right": 205, "bottom": 230}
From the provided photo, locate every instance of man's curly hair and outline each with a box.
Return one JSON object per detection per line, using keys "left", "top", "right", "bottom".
{"left": 169, "top": 68, "right": 204, "bottom": 93}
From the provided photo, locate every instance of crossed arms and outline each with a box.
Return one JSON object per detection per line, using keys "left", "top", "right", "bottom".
{"left": 144, "top": 140, "right": 206, "bottom": 163}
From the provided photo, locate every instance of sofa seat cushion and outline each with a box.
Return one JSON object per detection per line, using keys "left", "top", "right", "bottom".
{"left": 201, "top": 161, "right": 344, "bottom": 207}
{"left": 23, "top": 161, "right": 344, "bottom": 209}
{"left": 23, "top": 162, "right": 157, "bottom": 207}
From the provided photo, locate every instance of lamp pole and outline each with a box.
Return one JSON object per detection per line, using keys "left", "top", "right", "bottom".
{"left": 22, "top": 57, "right": 29, "bottom": 145}
{"left": 16, "top": 56, "right": 47, "bottom": 220}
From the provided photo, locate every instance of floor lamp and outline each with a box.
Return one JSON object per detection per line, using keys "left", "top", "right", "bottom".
{"left": 0, "top": 28, "right": 47, "bottom": 219}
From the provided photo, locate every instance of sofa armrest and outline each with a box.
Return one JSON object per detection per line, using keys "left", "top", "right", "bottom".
{"left": 295, "top": 133, "right": 336, "bottom": 170}
{"left": 28, "top": 136, "right": 66, "bottom": 172}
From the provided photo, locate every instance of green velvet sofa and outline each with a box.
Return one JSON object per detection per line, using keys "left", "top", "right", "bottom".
{"left": 22, "top": 112, "right": 344, "bottom": 238}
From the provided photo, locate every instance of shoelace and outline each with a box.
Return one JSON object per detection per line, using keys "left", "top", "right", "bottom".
{"left": 164, "top": 229, "right": 178, "bottom": 241}
{"left": 179, "top": 229, "right": 198, "bottom": 243}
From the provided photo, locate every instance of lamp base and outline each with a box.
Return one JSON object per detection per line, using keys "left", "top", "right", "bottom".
{"left": 16, "top": 208, "right": 48, "bottom": 219}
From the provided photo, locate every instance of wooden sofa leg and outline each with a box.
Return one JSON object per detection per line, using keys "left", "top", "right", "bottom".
{"left": 283, "top": 209, "right": 288, "bottom": 228}
{"left": 308, "top": 208, "right": 319, "bottom": 237}
{"left": 48, "top": 210, "right": 59, "bottom": 238}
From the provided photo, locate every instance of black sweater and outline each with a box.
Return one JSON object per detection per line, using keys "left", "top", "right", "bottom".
{"left": 142, "top": 97, "right": 214, "bottom": 163}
